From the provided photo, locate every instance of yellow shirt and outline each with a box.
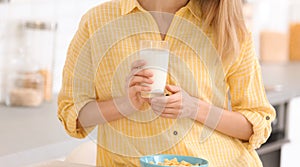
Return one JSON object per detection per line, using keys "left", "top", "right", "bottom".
{"left": 58, "top": 0, "right": 275, "bottom": 166}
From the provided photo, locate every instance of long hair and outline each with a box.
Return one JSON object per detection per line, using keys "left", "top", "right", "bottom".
{"left": 199, "top": 0, "right": 248, "bottom": 58}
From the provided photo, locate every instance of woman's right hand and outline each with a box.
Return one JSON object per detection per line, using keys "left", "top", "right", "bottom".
{"left": 125, "top": 60, "right": 153, "bottom": 111}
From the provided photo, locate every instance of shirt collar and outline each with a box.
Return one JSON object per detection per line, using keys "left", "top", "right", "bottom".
{"left": 186, "top": 0, "right": 202, "bottom": 21}
{"left": 120, "top": 0, "right": 140, "bottom": 15}
{"left": 120, "top": 0, "right": 202, "bottom": 21}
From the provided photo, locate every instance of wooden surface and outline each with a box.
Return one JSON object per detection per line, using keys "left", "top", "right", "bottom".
{"left": 260, "top": 31, "right": 289, "bottom": 63}
{"left": 289, "top": 23, "right": 300, "bottom": 61}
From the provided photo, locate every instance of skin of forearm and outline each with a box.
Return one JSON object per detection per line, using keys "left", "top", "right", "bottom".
{"left": 195, "top": 100, "right": 253, "bottom": 141}
{"left": 77, "top": 98, "right": 126, "bottom": 128}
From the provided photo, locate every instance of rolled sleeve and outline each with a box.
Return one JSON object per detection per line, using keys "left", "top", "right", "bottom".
{"left": 227, "top": 33, "right": 276, "bottom": 150}
{"left": 238, "top": 108, "right": 275, "bottom": 150}
{"left": 57, "top": 13, "right": 96, "bottom": 139}
{"left": 58, "top": 94, "right": 95, "bottom": 139}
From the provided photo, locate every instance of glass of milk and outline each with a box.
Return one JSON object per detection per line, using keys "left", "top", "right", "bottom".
{"left": 139, "top": 40, "right": 169, "bottom": 98}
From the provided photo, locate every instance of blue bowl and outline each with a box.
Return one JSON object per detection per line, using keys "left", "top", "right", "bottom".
{"left": 140, "top": 154, "right": 209, "bottom": 167}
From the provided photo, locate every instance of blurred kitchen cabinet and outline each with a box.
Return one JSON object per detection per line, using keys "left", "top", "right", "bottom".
{"left": 289, "top": 2, "right": 300, "bottom": 61}
{"left": 289, "top": 24, "right": 300, "bottom": 61}
{"left": 260, "top": 31, "right": 289, "bottom": 63}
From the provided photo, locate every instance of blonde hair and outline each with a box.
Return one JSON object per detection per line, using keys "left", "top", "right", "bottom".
{"left": 199, "top": 0, "right": 248, "bottom": 58}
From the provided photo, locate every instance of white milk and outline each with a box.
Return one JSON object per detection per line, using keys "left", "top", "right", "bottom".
{"left": 140, "top": 48, "right": 169, "bottom": 97}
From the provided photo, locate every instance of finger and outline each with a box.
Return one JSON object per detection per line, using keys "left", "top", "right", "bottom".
{"left": 161, "top": 108, "right": 181, "bottom": 115}
{"left": 128, "top": 69, "right": 153, "bottom": 82}
{"left": 152, "top": 105, "right": 181, "bottom": 116}
{"left": 130, "top": 85, "right": 151, "bottom": 94}
{"left": 143, "top": 98, "right": 151, "bottom": 104}
{"left": 152, "top": 93, "right": 181, "bottom": 105}
{"left": 139, "top": 96, "right": 148, "bottom": 103}
{"left": 152, "top": 102, "right": 175, "bottom": 116}
{"left": 151, "top": 103, "right": 165, "bottom": 113}
{"left": 129, "top": 76, "right": 153, "bottom": 87}
{"left": 151, "top": 101, "right": 181, "bottom": 110}
{"left": 126, "top": 69, "right": 153, "bottom": 86}
{"left": 152, "top": 108, "right": 164, "bottom": 116}
{"left": 131, "top": 59, "right": 147, "bottom": 70}
{"left": 151, "top": 103, "right": 167, "bottom": 109}
{"left": 134, "top": 69, "right": 153, "bottom": 78}
{"left": 164, "top": 102, "right": 182, "bottom": 109}
{"left": 166, "top": 85, "right": 181, "bottom": 94}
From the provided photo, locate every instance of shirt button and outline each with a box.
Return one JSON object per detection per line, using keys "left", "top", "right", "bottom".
{"left": 173, "top": 131, "right": 178, "bottom": 136}
{"left": 266, "top": 116, "right": 270, "bottom": 120}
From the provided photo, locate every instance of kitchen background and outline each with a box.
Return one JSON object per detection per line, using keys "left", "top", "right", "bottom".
{"left": 0, "top": 0, "right": 299, "bottom": 166}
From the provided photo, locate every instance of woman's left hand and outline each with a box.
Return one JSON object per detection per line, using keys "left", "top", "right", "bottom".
{"left": 150, "top": 85, "right": 199, "bottom": 119}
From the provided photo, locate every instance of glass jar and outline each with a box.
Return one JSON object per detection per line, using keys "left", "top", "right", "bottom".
{"left": 289, "top": 2, "right": 300, "bottom": 61}
{"left": 6, "top": 70, "right": 44, "bottom": 107}
{"left": 22, "top": 20, "right": 57, "bottom": 101}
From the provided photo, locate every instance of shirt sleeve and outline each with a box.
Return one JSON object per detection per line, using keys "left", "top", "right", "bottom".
{"left": 227, "top": 33, "right": 276, "bottom": 150}
{"left": 57, "top": 13, "right": 96, "bottom": 139}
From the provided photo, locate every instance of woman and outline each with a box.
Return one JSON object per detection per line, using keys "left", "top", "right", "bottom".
{"left": 58, "top": 0, "right": 275, "bottom": 166}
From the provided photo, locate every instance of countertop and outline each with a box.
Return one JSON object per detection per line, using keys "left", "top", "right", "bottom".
{"left": 261, "top": 62, "right": 300, "bottom": 105}
{"left": 0, "top": 101, "right": 66, "bottom": 156}
{"left": 0, "top": 100, "right": 96, "bottom": 166}
{"left": 0, "top": 62, "right": 299, "bottom": 166}
{"left": 33, "top": 161, "right": 94, "bottom": 167}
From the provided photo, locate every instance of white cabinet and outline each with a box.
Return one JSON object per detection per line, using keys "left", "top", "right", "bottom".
{"left": 281, "top": 97, "right": 300, "bottom": 167}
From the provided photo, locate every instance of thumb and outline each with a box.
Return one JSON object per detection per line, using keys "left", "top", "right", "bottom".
{"left": 166, "top": 85, "right": 181, "bottom": 94}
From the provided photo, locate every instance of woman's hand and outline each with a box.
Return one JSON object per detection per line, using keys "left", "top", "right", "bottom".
{"left": 125, "top": 60, "right": 153, "bottom": 111}
{"left": 150, "top": 85, "right": 199, "bottom": 119}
